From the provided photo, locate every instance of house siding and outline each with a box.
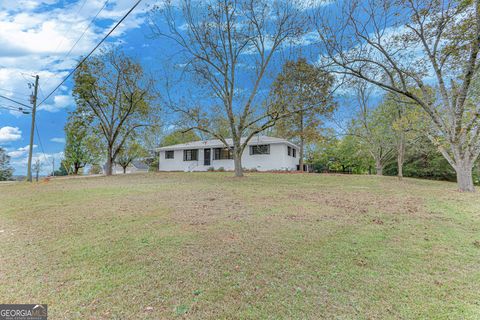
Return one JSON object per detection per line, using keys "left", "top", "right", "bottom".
{"left": 159, "top": 142, "right": 299, "bottom": 172}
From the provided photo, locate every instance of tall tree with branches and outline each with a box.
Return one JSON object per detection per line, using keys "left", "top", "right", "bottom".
{"left": 271, "top": 58, "right": 336, "bottom": 171}
{"left": 64, "top": 112, "right": 96, "bottom": 175}
{"left": 115, "top": 139, "right": 147, "bottom": 174}
{"left": 350, "top": 84, "right": 396, "bottom": 175}
{"left": 73, "top": 49, "right": 157, "bottom": 176}
{"left": 383, "top": 91, "right": 425, "bottom": 179}
{"left": 149, "top": 0, "right": 307, "bottom": 177}
{"left": 314, "top": 0, "right": 480, "bottom": 191}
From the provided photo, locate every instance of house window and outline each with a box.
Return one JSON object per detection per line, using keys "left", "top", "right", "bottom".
{"left": 287, "top": 146, "right": 291, "bottom": 156}
{"left": 292, "top": 148, "right": 296, "bottom": 158}
{"left": 214, "top": 147, "right": 233, "bottom": 160}
{"left": 250, "top": 144, "right": 270, "bottom": 155}
{"left": 183, "top": 149, "right": 198, "bottom": 161}
{"left": 165, "top": 151, "right": 174, "bottom": 159}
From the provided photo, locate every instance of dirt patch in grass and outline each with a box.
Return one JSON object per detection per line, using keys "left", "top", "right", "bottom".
{"left": 288, "top": 191, "right": 424, "bottom": 216}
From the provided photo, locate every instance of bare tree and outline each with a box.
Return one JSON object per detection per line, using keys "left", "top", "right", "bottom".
{"left": 149, "top": 0, "right": 307, "bottom": 177}
{"left": 32, "top": 159, "right": 41, "bottom": 182}
{"left": 314, "top": 0, "right": 480, "bottom": 191}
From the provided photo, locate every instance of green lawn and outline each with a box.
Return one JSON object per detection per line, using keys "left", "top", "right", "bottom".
{"left": 0, "top": 173, "right": 479, "bottom": 319}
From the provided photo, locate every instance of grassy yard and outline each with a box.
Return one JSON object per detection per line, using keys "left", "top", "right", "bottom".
{"left": 0, "top": 173, "right": 479, "bottom": 319}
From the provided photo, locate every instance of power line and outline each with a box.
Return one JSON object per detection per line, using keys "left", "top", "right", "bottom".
{"left": 0, "top": 105, "right": 22, "bottom": 111}
{"left": 0, "top": 87, "right": 29, "bottom": 97}
{"left": 63, "top": 0, "right": 109, "bottom": 63}
{"left": 35, "top": 124, "right": 48, "bottom": 162}
{"left": 0, "top": 94, "right": 32, "bottom": 109}
{"left": 52, "top": 0, "right": 90, "bottom": 54}
{"left": 38, "top": 85, "right": 46, "bottom": 102}
{"left": 44, "top": 0, "right": 107, "bottom": 91}
{"left": 38, "top": 0, "right": 143, "bottom": 108}
{"left": 0, "top": 105, "right": 30, "bottom": 114}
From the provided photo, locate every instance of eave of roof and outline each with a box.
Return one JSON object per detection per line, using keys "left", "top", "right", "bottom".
{"left": 156, "top": 136, "right": 299, "bottom": 151}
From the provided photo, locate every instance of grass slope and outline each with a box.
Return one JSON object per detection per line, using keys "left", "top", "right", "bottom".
{"left": 0, "top": 173, "right": 479, "bottom": 319}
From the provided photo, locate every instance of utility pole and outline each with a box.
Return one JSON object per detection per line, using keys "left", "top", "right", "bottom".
{"left": 27, "top": 75, "right": 39, "bottom": 182}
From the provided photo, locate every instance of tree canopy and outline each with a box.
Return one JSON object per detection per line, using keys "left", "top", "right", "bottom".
{"left": 73, "top": 49, "right": 158, "bottom": 175}
{"left": 271, "top": 58, "right": 336, "bottom": 171}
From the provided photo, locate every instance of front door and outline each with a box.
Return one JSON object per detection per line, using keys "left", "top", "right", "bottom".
{"left": 204, "top": 148, "right": 211, "bottom": 166}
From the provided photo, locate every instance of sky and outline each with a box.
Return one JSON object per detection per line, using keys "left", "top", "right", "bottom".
{"left": 0, "top": 0, "right": 165, "bottom": 175}
{"left": 0, "top": 0, "right": 377, "bottom": 176}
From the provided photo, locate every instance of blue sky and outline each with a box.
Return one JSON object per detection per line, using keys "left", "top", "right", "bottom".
{"left": 0, "top": 0, "right": 357, "bottom": 175}
{"left": 0, "top": 0, "right": 166, "bottom": 175}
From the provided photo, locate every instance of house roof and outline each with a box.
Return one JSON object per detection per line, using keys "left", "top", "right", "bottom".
{"left": 131, "top": 160, "right": 149, "bottom": 170}
{"left": 156, "top": 136, "right": 299, "bottom": 151}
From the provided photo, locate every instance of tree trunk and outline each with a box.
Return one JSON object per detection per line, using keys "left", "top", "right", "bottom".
{"left": 455, "top": 163, "right": 475, "bottom": 192}
{"left": 397, "top": 135, "right": 405, "bottom": 179}
{"left": 299, "top": 137, "right": 304, "bottom": 172}
{"left": 397, "top": 157, "right": 403, "bottom": 179}
{"left": 299, "top": 113, "right": 304, "bottom": 172}
{"left": 233, "top": 151, "right": 243, "bottom": 177}
{"left": 375, "top": 159, "right": 383, "bottom": 176}
{"left": 233, "top": 139, "right": 243, "bottom": 177}
{"left": 123, "top": 166, "right": 127, "bottom": 174}
{"left": 105, "top": 149, "right": 113, "bottom": 176}
{"left": 74, "top": 165, "right": 79, "bottom": 175}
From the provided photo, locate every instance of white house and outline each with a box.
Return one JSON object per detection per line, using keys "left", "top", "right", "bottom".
{"left": 157, "top": 136, "right": 300, "bottom": 172}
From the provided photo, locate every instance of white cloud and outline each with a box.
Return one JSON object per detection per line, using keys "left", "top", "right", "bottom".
{"left": 38, "top": 94, "right": 74, "bottom": 112}
{"left": 0, "top": 126, "right": 22, "bottom": 143}
{"left": 50, "top": 137, "right": 65, "bottom": 143}
{"left": 10, "top": 150, "right": 65, "bottom": 175}
{"left": 7, "top": 144, "right": 36, "bottom": 158}
{"left": 0, "top": 0, "right": 154, "bottom": 112}
{"left": 294, "top": 0, "right": 336, "bottom": 10}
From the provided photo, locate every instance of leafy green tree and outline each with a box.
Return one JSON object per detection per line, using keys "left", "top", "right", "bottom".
{"left": 115, "top": 139, "right": 147, "bottom": 174}
{"left": 385, "top": 92, "right": 425, "bottom": 178}
{"left": 399, "top": 135, "right": 457, "bottom": 182}
{"left": 306, "top": 130, "right": 371, "bottom": 174}
{"left": 73, "top": 49, "right": 158, "bottom": 176}
{"left": 89, "top": 164, "right": 103, "bottom": 175}
{"left": 351, "top": 85, "right": 396, "bottom": 175}
{"left": 0, "top": 147, "right": 13, "bottom": 181}
{"left": 53, "top": 160, "right": 69, "bottom": 176}
{"left": 64, "top": 112, "right": 95, "bottom": 175}
{"left": 271, "top": 58, "right": 336, "bottom": 171}
{"left": 331, "top": 135, "right": 372, "bottom": 174}
{"left": 140, "top": 123, "right": 163, "bottom": 172}
{"left": 161, "top": 130, "right": 200, "bottom": 147}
